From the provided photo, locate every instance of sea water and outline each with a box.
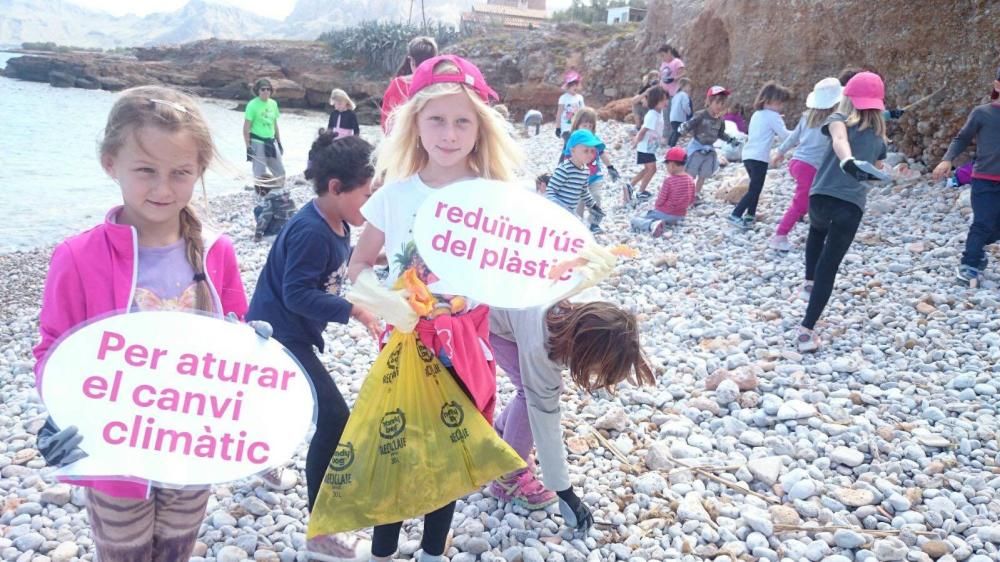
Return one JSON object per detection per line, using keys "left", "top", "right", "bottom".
{"left": 2, "top": 51, "right": 334, "bottom": 252}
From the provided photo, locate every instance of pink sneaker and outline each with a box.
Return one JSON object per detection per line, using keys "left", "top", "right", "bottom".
{"left": 491, "top": 469, "right": 557, "bottom": 510}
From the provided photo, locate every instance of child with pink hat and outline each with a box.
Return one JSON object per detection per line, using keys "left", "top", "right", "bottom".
{"left": 933, "top": 65, "right": 1000, "bottom": 287}
{"left": 796, "top": 71, "right": 890, "bottom": 353}
{"left": 555, "top": 71, "right": 584, "bottom": 140}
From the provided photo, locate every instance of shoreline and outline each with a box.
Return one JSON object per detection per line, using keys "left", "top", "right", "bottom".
{"left": 3, "top": 119, "right": 1000, "bottom": 561}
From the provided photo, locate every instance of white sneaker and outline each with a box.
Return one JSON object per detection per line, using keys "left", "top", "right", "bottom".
{"left": 260, "top": 466, "right": 297, "bottom": 491}
{"left": 769, "top": 234, "right": 792, "bottom": 252}
{"left": 796, "top": 327, "right": 821, "bottom": 353}
{"left": 651, "top": 220, "right": 666, "bottom": 237}
{"left": 305, "top": 532, "right": 372, "bottom": 562}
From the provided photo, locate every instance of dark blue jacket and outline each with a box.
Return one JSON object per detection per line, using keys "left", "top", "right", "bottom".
{"left": 247, "top": 201, "right": 352, "bottom": 351}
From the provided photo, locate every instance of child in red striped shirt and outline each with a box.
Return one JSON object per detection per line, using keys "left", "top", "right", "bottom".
{"left": 630, "top": 147, "right": 696, "bottom": 236}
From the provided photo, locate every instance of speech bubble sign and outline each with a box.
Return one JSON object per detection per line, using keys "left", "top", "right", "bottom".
{"left": 38, "top": 311, "right": 315, "bottom": 487}
{"left": 412, "top": 178, "right": 595, "bottom": 309}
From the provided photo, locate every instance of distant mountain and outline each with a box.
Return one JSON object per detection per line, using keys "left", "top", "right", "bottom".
{"left": 277, "top": 0, "right": 479, "bottom": 40}
{"left": 0, "top": 0, "right": 477, "bottom": 49}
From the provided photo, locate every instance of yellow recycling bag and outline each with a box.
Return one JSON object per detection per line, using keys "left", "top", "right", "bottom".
{"left": 308, "top": 330, "right": 525, "bottom": 536}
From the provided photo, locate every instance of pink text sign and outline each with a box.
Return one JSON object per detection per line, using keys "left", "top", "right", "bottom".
{"left": 39, "top": 311, "right": 315, "bottom": 486}
{"left": 413, "top": 179, "right": 595, "bottom": 309}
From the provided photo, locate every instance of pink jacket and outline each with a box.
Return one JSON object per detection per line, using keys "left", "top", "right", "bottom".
{"left": 33, "top": 207, "right": 248, "bottom": 499}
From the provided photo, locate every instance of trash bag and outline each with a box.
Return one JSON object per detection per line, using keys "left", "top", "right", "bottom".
{"left": 308, "top": 330, "right": 525, "bottom": 536}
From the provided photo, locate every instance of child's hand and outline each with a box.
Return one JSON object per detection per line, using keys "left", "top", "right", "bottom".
{"left": 350, "top": 305, "right": 382, "bottom": 341}
{"left": 607, "top": 165, "right": 620, "bottom": 182}
{"left": 771, "top": 153, "right": 784, "bottom": 167}
{"left": 932, "top": 160, "right": 952, "bottom": 182}
{"left": 557, "top": 488, "right": 594, "bottom": 533}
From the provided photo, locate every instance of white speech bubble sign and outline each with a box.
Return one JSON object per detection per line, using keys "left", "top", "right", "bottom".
{"left": 413, "top": 178, "right": 595, "bottom": 309}
{"left": 38, "top": 311, "right": 315, "bottom": 487}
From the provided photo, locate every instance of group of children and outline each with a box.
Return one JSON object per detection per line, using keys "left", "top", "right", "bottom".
{"left": 32, "top": 55, "right": 657, "bottom": 562}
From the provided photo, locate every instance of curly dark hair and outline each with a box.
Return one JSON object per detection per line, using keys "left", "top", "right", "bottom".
{"left": 305, "top": 133, "right": 375, "bottom": 195}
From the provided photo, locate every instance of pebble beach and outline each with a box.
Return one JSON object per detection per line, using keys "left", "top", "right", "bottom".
{"left": 2, "top": 118, "right": 1000, "bottom": 562}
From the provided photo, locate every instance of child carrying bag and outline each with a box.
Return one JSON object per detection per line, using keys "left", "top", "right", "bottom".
{"left": 308, "top": 330, "right": 524, "bottom": 536}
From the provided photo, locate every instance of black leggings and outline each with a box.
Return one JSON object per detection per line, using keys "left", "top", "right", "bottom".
{"left": 668, "top": 120, "right": 683, "bottom": 147}
{"left": 372, "top": 501, "right": 457, "bottom": 557}
{"left": 803, "top": 195, "right": 864, "bottom": 330}
{"left": 732, "top": 159, "right": 769, "bottom": 218}
{"left": 284, "top": 342, "right": 350, "bottom": 510}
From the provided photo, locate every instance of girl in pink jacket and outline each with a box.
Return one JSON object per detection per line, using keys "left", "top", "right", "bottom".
{"left": 33, "top": 86, "right": 248, "bottom": 562}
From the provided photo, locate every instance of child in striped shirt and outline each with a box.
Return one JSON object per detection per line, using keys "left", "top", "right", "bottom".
{"left": 631, "top": 146, "right": 696, "bottom": 236}
{"left": 547, "top": 129, "right": 605, "bottom": 229}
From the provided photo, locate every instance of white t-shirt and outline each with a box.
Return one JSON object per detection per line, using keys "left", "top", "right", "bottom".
{"left": 637, "top": 108, "right": 663, "bottom": 155}
{"left": 558, "top": 93, "right": 584, "bottom": 131}
{"left": 360, "top": 174, "right": 437, "bottom": 287}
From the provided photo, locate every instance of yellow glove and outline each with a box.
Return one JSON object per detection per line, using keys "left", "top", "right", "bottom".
{"left": 346, "top": 269, "right": 419, "bottom": 333}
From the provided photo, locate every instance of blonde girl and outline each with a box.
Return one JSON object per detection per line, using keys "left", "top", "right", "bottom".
{"left": 328, "top": 88, "right": 360, "bottom": 138}
{"left": 346, "top": 54, "right": 522, "bottom": 562}
{"left": 34, "top": 86, "right": 249, "bottom": 561}
{"left": 797, "top": 72, "right": 889, "bottom": 352}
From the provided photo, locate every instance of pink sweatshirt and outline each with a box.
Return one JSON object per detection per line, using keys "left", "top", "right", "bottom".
{"left": 33, "top": 207, "right": 248, "bottom": 499}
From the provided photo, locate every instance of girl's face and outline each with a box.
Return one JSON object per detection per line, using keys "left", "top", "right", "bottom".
{"left": 103, "top": 126, "right": 200, "bottom": 235}
{"left": 417, "top": 91, "right": 480, "bottom": 172}
{"left": 581, "top": 121, "right": 595, "bottom": 133}
{"left": 656, "top": 98, "right": 669, "bottom": 110}
{"left": 332, "top": 178, "right": 373, "bottom": 227}
{"left": 333, "top": 99, "right": 348, "bottom": 112}
{"left": 568, "top": 82, "right": 581, "bottom": 94}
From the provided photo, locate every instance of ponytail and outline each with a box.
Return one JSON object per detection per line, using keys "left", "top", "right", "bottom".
{"left": 179, "top": 206, "right": 214, "bottom": 313}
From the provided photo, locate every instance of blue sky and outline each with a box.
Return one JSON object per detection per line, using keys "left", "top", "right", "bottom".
{"left": 67, "top": 0, "right": 574, "bottom": 20}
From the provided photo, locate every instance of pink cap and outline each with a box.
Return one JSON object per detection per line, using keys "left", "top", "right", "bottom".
{"left": 562, "top": 71, "right": 581, "bottom": 88}
{"left": 409, "top": 55, "right": 499, "bottom": 102}
{"left": 843, "top": 71, "right": 885, "bottom": 111}
{"left": 707, "top": 85, "right": 730, "bottom": 97}
{"left": 665, "top": 146, "right": 687, "bottom": 163}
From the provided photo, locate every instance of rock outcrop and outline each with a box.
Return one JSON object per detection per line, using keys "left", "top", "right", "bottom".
{"left": 632, "top": 0, "right": 999, "bottom": 162}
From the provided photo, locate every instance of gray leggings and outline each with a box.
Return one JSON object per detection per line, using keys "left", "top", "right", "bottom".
{"left": 250, "top": 139, "right": 286, "bottom": 180}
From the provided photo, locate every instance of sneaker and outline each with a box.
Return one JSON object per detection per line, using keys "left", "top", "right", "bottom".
{"left": 796, "top": 327, "right": 821, "bottom": 353}
{"left": 797, "top": 282, "right": 813, "bottom": 301}
{"left": 489, "top": 473, "right": 518, "bottom": 503}
{"left": 651, "top": 220, "right": 666, "bottom": 237}
{"left": 508, "top": 469, "right": 558, "bottom": 510}
{"left": 589, "top": 223, "right": 604, "bottom": 234}
{"left": 743, "top": 215, "right": 756, "bottom": 229}
{"left": 636, "top": 190, "right": 652, "bottom": 201}
{"left": 260, "top": 466, "right": 297, "bottom": 491}
{"left": 769, "top": 234, "right": 792, "bottom": 252}
{"left": 956, "top": 264, "right": 981, "bottom": 287}
{"left": 305, "top": 532, "right": 372, "bottom": 562}
{"left": 727, "top": 214, "right": 746, "bottom": 229}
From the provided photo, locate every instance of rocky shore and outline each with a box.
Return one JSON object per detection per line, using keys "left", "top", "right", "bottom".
{"left": 2, "top": 119, "right": 1000, "bottom": 562}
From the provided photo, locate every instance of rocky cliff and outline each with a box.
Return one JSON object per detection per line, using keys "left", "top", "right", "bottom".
{"left": 632, "top": 0, "right": 999, "bottom": 162}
